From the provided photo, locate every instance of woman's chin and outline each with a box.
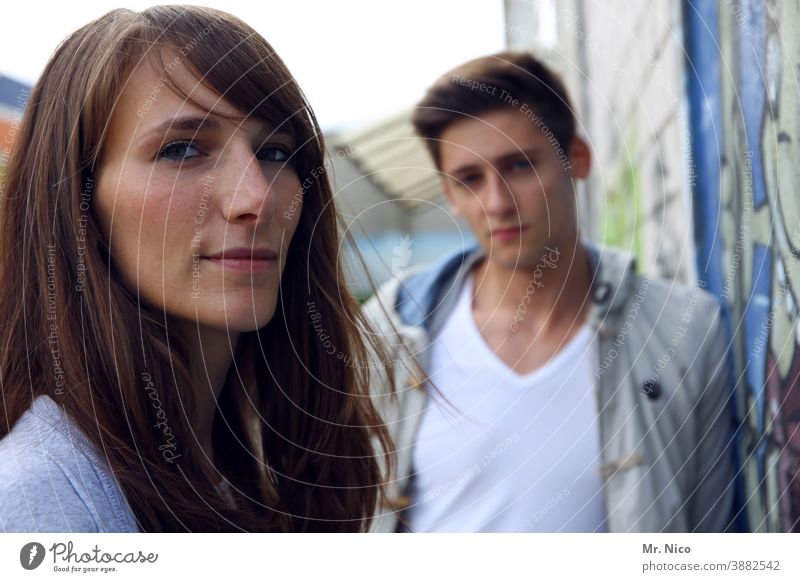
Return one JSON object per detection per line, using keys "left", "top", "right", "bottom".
{"left": 217, "top": 309, "right": 275, "bottom": 333}
{"left": 175, "top": 304, "right": 277, "bottom": 335}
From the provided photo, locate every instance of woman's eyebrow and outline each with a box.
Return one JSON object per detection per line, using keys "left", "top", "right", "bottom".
{"left": 242, "top": 120, "right": 292, "bottom": 142}
{"left": 139, "top": 115, "right": 221, "bottom": 143}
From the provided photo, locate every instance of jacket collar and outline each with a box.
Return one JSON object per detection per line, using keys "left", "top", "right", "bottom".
{"left": 394, "top": 240, "right": 637, "bottom": 336}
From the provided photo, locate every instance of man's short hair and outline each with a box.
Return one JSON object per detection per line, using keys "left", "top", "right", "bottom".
{"left": 412, "top": 51, "right": 577, "bottom": 168}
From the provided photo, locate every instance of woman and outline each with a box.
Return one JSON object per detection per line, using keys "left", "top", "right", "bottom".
{"left": 0, "top": 5, "right": 391, "bottom": 532}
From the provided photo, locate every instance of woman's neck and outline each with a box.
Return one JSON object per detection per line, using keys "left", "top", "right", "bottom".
{"left": 178, "top": 321, "right": 240, "bottom": 464}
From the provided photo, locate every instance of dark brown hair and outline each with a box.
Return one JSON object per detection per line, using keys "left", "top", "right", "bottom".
{"left": 0, "top": 5, "right": 391, "bottom": 532}
{"left": 412, "top": 50, "right": 576, "bottom": 167}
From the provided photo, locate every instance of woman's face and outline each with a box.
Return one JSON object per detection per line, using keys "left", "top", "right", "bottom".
{"left": 94, "top": 57, "right": 302, "bottom": 334}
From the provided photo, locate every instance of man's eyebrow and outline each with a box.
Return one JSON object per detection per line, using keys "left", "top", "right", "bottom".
{"left": 446, "top": 162, "right": 481, "bottom": 178}
{"left": 139, "top": 116, "right": 221, "bottom": 143}
{"left": 446, "top": 148, "right": 546, "bottom": 177}
{"left": 495, "top": 147, "right": 545, "bottom": 165}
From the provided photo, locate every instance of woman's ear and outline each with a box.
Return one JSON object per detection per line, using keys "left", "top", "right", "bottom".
{"left": 567, "top": 136, "right": 591, "bottom": 179}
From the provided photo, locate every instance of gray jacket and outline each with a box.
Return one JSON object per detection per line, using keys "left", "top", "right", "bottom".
{"left": 0, "top": 395, "right": 139, "bottom": 532}
{"left": 364, "top": 243, "right": 736, "bottom": 532}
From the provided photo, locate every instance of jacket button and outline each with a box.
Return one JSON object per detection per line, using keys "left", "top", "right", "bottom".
{"left": 642, "top": 378, "right": 661, "bottom": 400}
{"left": 592, "top": 282, "right": 611, "bottom": 304}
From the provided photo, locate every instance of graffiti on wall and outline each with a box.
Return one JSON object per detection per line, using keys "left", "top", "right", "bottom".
{"left": 712, "top": 0, "right": 800, "bottom": 532}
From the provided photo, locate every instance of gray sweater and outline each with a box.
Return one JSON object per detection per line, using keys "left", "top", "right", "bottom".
{"left": 0, "top": 396, "right": 139, "bottom": 532}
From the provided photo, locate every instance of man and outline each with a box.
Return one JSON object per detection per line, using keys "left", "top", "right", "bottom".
{"left": 364, "top": 51, "right": 737, "bottom": 533}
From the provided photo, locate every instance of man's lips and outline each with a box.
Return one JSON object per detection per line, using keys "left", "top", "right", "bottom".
{"left": 490, "top": 225, "right": 529, "bottom": 240}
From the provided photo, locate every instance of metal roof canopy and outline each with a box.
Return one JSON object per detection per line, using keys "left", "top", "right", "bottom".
{"left": 327, "top": 111, "right": 442, "bottom": 211}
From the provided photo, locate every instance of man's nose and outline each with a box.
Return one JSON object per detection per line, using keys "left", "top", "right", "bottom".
{"left": 483, "top": 171, "right": 517, "bottom": 216}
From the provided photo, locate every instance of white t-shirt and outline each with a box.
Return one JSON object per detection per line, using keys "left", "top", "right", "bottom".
{"left": 406, "top": 276, "right": 608, "bottom": 532}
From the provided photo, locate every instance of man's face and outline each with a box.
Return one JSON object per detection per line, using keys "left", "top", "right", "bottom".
{"left": 437, "top": 107, "right": 590, "bottom": 270}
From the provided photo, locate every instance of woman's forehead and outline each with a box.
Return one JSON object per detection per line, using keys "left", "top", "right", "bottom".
{"left": 126, "top": 56, "right": 244, "bottom": 121}
{"left": 104, "top": 57, "right": 287, "bottom": 152}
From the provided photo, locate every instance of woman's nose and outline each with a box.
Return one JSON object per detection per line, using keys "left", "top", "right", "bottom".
{"left": 219, "top": 147, "right": 275, "bottom": 225}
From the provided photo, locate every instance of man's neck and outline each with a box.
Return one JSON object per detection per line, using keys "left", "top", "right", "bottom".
{"left": 471, "top": 240, "right": 592, "bottom": 337}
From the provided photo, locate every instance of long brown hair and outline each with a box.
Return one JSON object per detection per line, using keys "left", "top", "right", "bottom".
{"left": 0, "top": 5, "right": 392, "bottom": 532}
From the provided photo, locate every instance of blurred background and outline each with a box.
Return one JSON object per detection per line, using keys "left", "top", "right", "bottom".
{"left": 1, "top": 0, "right": 797, "bottom": 532}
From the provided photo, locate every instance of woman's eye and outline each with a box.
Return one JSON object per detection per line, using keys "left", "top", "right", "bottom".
{"left": 158, "top": 141, "right": 202, "bottom": 161}
{"left": 257, "top": 146, "right": 292, "bottom": 163}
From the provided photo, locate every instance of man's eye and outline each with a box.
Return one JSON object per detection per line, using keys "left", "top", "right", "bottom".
{"left": 510, "top": 159, "right": 534, "bottom": 171}
{"left": 257, "top": 146, "right": 292, "bottom": 163}
{"left": 158, "top": 141, "right": 202, "bottom": 161}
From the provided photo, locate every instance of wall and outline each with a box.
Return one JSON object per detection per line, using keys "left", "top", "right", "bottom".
{"left": 686, "top": 0, "right": 799, "bottom": 532}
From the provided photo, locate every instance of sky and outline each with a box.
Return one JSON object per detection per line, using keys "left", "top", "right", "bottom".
{"left": 0, "top": 0, "right": 506, "bottom": 132}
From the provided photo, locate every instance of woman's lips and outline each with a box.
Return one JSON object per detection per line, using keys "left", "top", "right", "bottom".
{"left": 204, "top": 257, "right": 276, "bottom": 273}
{"left": 202, "top": 247, "right": 278, "bottom": 273}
